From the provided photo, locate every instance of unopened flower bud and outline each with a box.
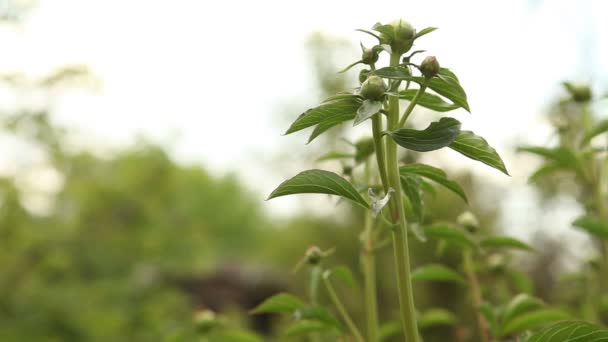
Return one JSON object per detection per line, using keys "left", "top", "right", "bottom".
{"left": 384, "top": 19, "right": 415, "bottom": 55}
{"left": 563, "top": 82, "right": 592, "bottom": 103}
{"left": 359, "top": 75, "right": 386, "bottom": 101}
{"left": 359, "top": 69, "right": 371, "bottom": 84}
{"left": 305, "top": 246, "right": 323, "bottom": 265}
{"left": 420, "top": 56, "right": 440, "bottom": 78}
{"left": 361, "top": 48, "right": 379, "bottom": 65}
{"left": 457, "top": 211, "right": 479, "bottom": 232}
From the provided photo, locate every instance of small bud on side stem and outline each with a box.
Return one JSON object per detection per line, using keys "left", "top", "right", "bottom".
{"left": 420, "top": 56, "right": 440, "bottom": 79}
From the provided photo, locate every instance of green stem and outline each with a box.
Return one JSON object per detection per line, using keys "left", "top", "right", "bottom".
{"left": 463, "top": 250, "right": 491, "bottom": 342}
{"left": 323, "top": 276, "right": 365, "bottom": 342}
{"left": 398, "top": 84, "right": 427, "bottom": 128}
{"left": 385, "top": 52, "right": 420, "bottom": 342}
{"left": 362, "top": 160, "right": 379, "bottom": 342}
{"left": 309, "top": 265, "right": 322, "bottom": 342}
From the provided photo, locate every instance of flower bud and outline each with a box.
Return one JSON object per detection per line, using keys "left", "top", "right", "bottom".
{"left": 420, "top": 56, "right": 440, "bottom": 78}
{"left": 359, "top": 75, "right": 386, "bottom": 101}
{"left": 385, "top": 19, "right": 415, "bottom": 55}
{"left": 194, "top": 309, "right": 218, "bottom": 333}
{"left": 359, "top": 69, "right": 371, "bottom": 84}
{"left": 305, "top": 246, "right": 323, "bottom": 265}
{"left": 361, "top": 48, "right": 379, "bottom": 65}
{"left": 457, "top": 211, "right": 479, "bottom": 232}
{"left": 563, "top": 82, "right": 592, "bottom": 103}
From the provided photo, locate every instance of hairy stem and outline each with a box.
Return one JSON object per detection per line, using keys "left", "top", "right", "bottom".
{"left": 362, "top": 160, "right": 379, "bottom": 342}
{"left": 323, "top": 276, "right": 365, "bottom": 342}
{"left": 463, "top": 250, "right": 491, "bottom": 342}
{"left": 385, "top": 52, "right": 420, "bottom": 342}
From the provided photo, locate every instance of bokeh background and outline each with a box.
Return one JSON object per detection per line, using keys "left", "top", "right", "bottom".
{"left": 1, "top": 0, "right": 607, "bottom": 341}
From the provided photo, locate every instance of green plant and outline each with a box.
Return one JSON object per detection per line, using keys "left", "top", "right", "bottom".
{"left": 260, "top": 19, "right": 508, "bottom": 341}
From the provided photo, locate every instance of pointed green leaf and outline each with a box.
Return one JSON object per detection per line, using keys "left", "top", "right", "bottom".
{"left": 425, "top": 224, "right": 476, "bottom": 249}
{"left": 285, "top": 320, "right": 332, "bottom": 337}
{"left": 338, "top": 60, "right": 363, "bottom": 73}
{"left": 500, "top": 309, "right": 569, "bottom": 337}
{"left": 572, "top": 216, "right": 608, "bottom": 239}
{"left": 251, "top": 293, "right": 306, "bottom": 314}
{"left": 480, "top": 236, "right": 533, "bottom": 251}
{"left": 317, "top": 151, "right": 355, "bottom": 162}
{"left": 400, "top": 89, "right": 459, "bottom": 112}
{"left": 427, "top": 68, "right": 469, "bottom": 112}
{"left": 527, "top": 321, "right": 608, "bottom": 342}
{"left": 373, "top": 66, "right": 416, "bottom": 81}
{"left": 508, "top": 271, "right": 535, "bottom": 295}
{"left": 372, "top": 23, "right": 395, "bottom": 41}
{"left": 414, "top": 27, "right": 438, "bottom": 39}
{"left": 296, "top": 306, "right": 343, "bottom": 331}
{"left": 480, "top": 303, "right": 499, "bottom": 336}
{"left": 400, "top": 174, "right": 424, "bottom": 221}
{"left": 285, "top": 96, "right": 362, "bottom": 135}
{"left": 354, "top": 99, "right": 383, "bottom": 126}
{"left": 267, "top": 170, "right": 369, "bottom": 208}
{"left": 326, "top": 265, "right": 356, "bottom": 288}
{"left": 378, "top": 321, "right": 402, "bottom": 341}
{"left": 411, "top": 264, "right": 466, "bottom": 284}
{"left": 582, "top": 119, "right": 608, "bottom": 145}
{"left": 449, "top": 130, "right": 509, "bottom": 175}
{"left": 355, "top": 28, "right": 381, "bottom": 41}
{"left": 528, "top": 163, "right": 564, "bottom": 183}
{"left": 502, "top": 294, "right": 545, "bottom": 326}
{"left": 389, "top": 117, "right": 461, "bottom": 152}
{"left": 213, "top": 330, "right": 264, "bottom": 342}
{"left": 400, "top": 163, "right": 467, "bottom": 202}
{"left": 418, "top": 308, "right": 457, "bottom": 329}
{"left": 518, "top": 146, "right": 581, "bottom": 173}
{"left": 308, "top": 110, "right": 358, "bottom": 143}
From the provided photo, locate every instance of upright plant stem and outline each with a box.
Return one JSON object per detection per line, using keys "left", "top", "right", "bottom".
{"left": 323, "top": 277, "right": 365, "bottom": 342}
{"left": 308, "top": 265, "right": 322, "bottom": 342}
{"left": 385, "top": 52, "right": 420, "bottom": 342}
{"left": 463, "top": 250, "right": 491, "bottom": 342}
{"left": 362, "top": 160, "right": 379, "bottom": 342}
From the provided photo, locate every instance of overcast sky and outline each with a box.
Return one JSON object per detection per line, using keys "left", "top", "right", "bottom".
{"left": 1, "top": 0, "right": 607, "bottom": 251}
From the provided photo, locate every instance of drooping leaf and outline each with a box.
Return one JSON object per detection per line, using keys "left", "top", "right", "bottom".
{"left": 400, "top": 163, "right": 467, "bottom": 202}
{"left": 285, "top": 96, "right": 362, "bottom": 135}
{"left": 388, "top": 117, "right": 461, "bottom": 152}
{"left": 355, "top": 28, "right": 381, "bottom": 41}
{"left": 308, "top": 110, "right": 357, "bottom": 143}
{"left": 399, "top": 89, "right": 459, "bottom": 112}
{"left": 411, "top": 264, "right": 466, "bottom": 284}
{"left": 401, "top": 175, "right": 424, "bottom": 221}
{"left": 518, "top": 146, "right": 581, "bottom": 174}
{"left": 426, "top": 68, "right": 469, "bottom": 112}
{"left": 527, "top": 321, "right": 608, "bottom": 341}
{"left": 325, "top": 265, "right": 356, "bottom": 288}
{"left": 572, "top": 216, "right": 608, "bottom": 239}
{"left": 322, "top": 92, "right": 361, "bottom": 103}
{"left": 316, "top": 151, "right": 355, "bottom": 162}
{"left": 267, "top": 170, "right": 369, "bottom": 209}
{"left": 354, "top": 99, "right": 383, "bottom": 126}
{"left": 285, "top": 320, "right": 332, "bottom": 337}
{"left": 528, "top": 162, "right": 564, "bottom": 183}
{"left": 480, "top": 236, "right": 533, "bottom": 251}
{"left": 508, "top": 271, "right": 535, "bottom": 295}
{"left": 582, "top": 119, "right": 608, "bottom": 145}
{"left": 414, "top": 27, "right": 438, "bottom": 39}
{"left": 499, "top": 309, "right": 569, "bottom": 337}
{"left": 449, "top": 130, "right": 509, "bottom": 175}
{"left": 373, "top": 66, "right": 416, "bottom": 81}
{"left": 296, "top": 306, "right": 343, "bottom": 331}
{"left": 480, "top": 303, "right": 498, "bottom": 336}
{"left": 424, "top": 224, "right": 476, "bottom": 249}
{"left": 502, "top": 294, "right": 545, "bottom": 326}
{"left": 418, "top": 308, "right": 457, "bottom": 329}
{"left": 338, "top": 60, "right": 363, "bottom": 74}
{"left": 251, "top": 293, "right": 306, "bottom": 314}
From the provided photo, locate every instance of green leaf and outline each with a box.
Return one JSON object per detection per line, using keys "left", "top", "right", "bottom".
{"left": 212, "top": 330, "right": 264, "bottom": 342}
{"left": 355, "top": 28, "right": 381, "bottom": 41}
{"left": 372, "top": 23, "right": 395, "bottom": 41}
{"left": 480, "top": 303, "right": 499, "bottom": 336}
{"left": 338, "top": 60, "right": 363, "bottom": 73}
{"left": 527, "top": 321, "right": 608, "bottom": 341}
{"left": 502, "top": 294, "right": 545, "bottom": 326}
{"left": 321, "top": 92, "right": 361, "bottom": 103}
{"left": 373, "top": 66, "right": 416, "bottom": 81}
{"left": 401, "top": 175, "right": 424, "bottom": 221}
{"left": 399, "top": 89, "right": 459, "bottom": 112}
{"left": 354, "top": 99, "right": 383, "bottom": 126}
{"left": 250, "top": 293, "right": 305, "bottom": 314}
{"left": 449, "top": 130, "right": 509, "bottom": 175}
{"left": 267, "top": 169, "right": 369, "bottom": 209}
{"left": 528, "top": 163, "right": 564, "bottom": 183}
{"left": 500, "top": 309, "right": 569, "bottom": 337}
{"left": 426, "top": 68, "right": 470, "bottom": 112}
{"left": 582, "top": 119, "right": 608, "bottom": 145}
{"left": 308, "top": 110, "right": 357, "bottom": 143}
{"left": 325, "top": 265, "right": 356, "bottom": 288}
{"left": 480, "top": 236, "right": 533, "bottom": 251}
{"left": 572, "top": 216, "right": 608, "bottom": 239}
{"left": 317, "top": 151, "right": 355, "bottom": 162}
{"left": 354, "top": 137, "right": 375, "bottom": 163}
{"left": 411, "top": 264, "right": 465, "bottom": 284}
{"left": 296, "top": 306, "right": 343, "bottom": 331}
{"left": 378, "top": 321, "right": 402, "bottom": 341}
{"left": 285, "top": 320, "right": 332, "bottom": 337}
{"left": 414, "top": 27, "right": 438, "bottom": 39}
{"left": 518, "top": 146, "right": 581, "bottom": 174}
{"left": 285, "top": 96, "right": 362, "bottom": 134}
{"left": 508, "top": 271, "right": 535, "bottom": 295}
{"left": 424, "top": 224, "right": 476, "bottom": 249}
{"left": 388, "top": 117, "right": 461, "bottom": 152}
{"left": 400, "top": 163, "right": 467, "bottom": 202}
{"left": 418, "top": 308, "right": 457, "bottom": 329}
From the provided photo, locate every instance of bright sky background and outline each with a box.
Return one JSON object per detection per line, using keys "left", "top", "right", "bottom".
{"left": 1, "top": 0, "right": 608, "bottom": 256}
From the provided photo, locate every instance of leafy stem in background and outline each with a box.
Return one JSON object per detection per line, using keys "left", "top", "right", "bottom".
{"left": 322, "top": 271, "right": 365, "bottom": 342}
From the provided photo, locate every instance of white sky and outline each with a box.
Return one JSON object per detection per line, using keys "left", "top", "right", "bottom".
{"left": 1, "top": 0, "right": 607, "bottom": 251}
